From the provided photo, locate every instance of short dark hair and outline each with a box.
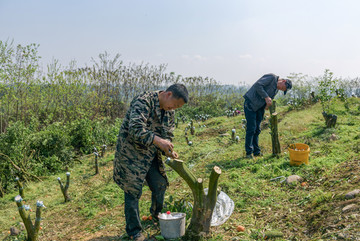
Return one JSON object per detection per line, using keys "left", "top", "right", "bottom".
{"left": 166, "top": 84, "right": 189, "bottom": 103}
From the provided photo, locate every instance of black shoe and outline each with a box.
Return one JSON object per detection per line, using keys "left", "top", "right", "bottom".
{"left": 132, "top": 232, "right": 147, "bottom": 241}
{"left": 151, "top": 213, "right": 159, "bottom": 222}
{"left": 254, "top": 152, "right": 263, "bottom": 157}
{"left": 245, "top": 154, "right": 254, "bottom": 159}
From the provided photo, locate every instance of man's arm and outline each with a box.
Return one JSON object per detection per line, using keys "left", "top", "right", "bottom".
{"left": 254, "top": 74, "right": 274, "bottom": 99}
{"left": 128, "top": 98, "right": 176, "bottom": 156}
{"left": 153, "top": 135, "right": 174, "bottom": 156}
{"left": 254, "top": 74, "right": 274, "bottom": 107}
{"left": 157, "top": 111, "right": 176, "bottom": 157}
{"left": 128, "top": 98, "right": 155, "bottom": 147}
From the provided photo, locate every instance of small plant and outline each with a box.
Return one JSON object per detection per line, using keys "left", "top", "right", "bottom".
{"left": 317, "top": 69, "right": 345, "bottom": 114}
{"left": 14, "top": 195, "right": 45, "bottom": 241}
{"left": 57, "top": 172, "right": 71, "bottom": 202}
{"left": 163, "top": 194, "right": 193, "bottom": 221}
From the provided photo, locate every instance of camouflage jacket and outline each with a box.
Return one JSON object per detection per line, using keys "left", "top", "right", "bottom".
{"left": 113, "top": 91, "right": 175, "bottom": 198}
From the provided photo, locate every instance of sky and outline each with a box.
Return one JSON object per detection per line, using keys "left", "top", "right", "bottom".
{"left": 1, "top": 0, "right": 360, "bottom": 85}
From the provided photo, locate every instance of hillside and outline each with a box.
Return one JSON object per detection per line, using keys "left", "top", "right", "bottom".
{"left": 0, "top": 99, "right": 359, "bottom": 240}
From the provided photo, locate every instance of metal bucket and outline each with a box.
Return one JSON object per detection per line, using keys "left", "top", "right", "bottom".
{"left": 158, "top": 212, "right": 186, "bottom": 239}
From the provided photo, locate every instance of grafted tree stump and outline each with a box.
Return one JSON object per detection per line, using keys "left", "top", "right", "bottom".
{"left": 322, "top": 111, "right": 337, "bottom": 128}
{"left": 94, "top": 152, "right": 99, "bottom": 175}
{"left": 165, "top": 158, "right": 221, "bottom": 241}
{"left": 269, "top": 100, "right": 281, "bottom": 156}
{"left": 190, "top": 119, "right": 195, "bottom": 135}
{"left": 100, "top": 144, "right": 107, "bottom": 158}
{"left": 15, "top": 195, "right": 45, "bottom": 241}
{"left": 231, "top": 129, "right": 236, "bottom": 141}
{"left": 15, "top": 177, "right": 25, "bottom": 199}
{"left": 57, "top": 172, "right": 71, "bottom": 202}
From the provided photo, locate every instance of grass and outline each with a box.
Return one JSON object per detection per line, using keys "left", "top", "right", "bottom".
{"left": 0, "top": 98, "right": 360, "bottom": 240}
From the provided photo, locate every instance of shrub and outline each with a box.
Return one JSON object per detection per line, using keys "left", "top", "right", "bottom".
{"left": 0, "top": 122, "right": 32, "bottom": 196}
{"left": 68, "top": 118, "right": 95, "bottom": 154}
{"left": 92, "top": 117, "right": 122, "bottom": 147}
{"left": 28, "top": 122, "right": 74, "bottom": 173}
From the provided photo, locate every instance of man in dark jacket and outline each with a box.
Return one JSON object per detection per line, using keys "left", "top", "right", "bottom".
{"left": 243, "top": 74, "right": 292, "bottom": 158}
{"left": 113, "top": 84, "right": 188, "bottom": 241}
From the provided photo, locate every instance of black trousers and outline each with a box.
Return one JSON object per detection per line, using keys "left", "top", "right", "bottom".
{"left": 124, "top": 158, "right": 167, "bottom": 237}
{"left": 244, "top": 100, "right": 265, "bottom": 155}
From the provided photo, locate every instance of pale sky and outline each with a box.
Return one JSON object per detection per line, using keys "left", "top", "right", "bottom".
{"left": 1, "top": 0, "right": 359, "bottom": 85}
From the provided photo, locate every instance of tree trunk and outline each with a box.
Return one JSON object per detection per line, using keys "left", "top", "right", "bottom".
{"left": 165, "top": 158, "right": 221, "bottom": 241}
{"left": 269, "top": 100, "right": 281, "bottom": 156}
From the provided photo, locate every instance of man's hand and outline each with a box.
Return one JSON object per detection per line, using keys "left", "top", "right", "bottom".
{"left": 265, "top": 97, "right": 272, "bottom": 108}
{"left": 153, "top": 135, "right": 174, "bottom": 154}
{"left": 167, "top": 151, "right": 179, "bottom": 159}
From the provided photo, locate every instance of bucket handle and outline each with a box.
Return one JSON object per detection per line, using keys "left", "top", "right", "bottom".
{"left": 270, "top": 176, "right": 286, "bottom": 183}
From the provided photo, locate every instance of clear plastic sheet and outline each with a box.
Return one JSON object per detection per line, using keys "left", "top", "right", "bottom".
{"left": 204, "top": 188, "right": 235, "bottom": 226}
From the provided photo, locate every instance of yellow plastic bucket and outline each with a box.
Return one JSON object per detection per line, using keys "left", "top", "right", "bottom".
{"left": 288, "top": 143, "right": 310, "bottom": 166}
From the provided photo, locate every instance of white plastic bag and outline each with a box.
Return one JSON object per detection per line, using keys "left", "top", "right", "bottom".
{"left": 204, "top": 188, "right": 234, "bottom": 226}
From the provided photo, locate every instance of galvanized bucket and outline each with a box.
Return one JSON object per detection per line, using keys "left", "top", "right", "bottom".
{"left": 158, "top": 212, "right": 186, "bottom": 239}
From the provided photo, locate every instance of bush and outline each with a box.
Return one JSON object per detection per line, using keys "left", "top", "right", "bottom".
{"left": 0, "top": 121, "right": 32, "bottom": 196}
{"left": 28, "top": 122, "right": 74, "bottom": 173}
{"left": 92, "top": 117, "right": 122, "bottom": 147}
{"left": 69, "top": 118, "right": 95, "bottom": 154}
{"left": 0, "top": 121, "right": 31, "bottom": 160}
{"left": 177, "top": 94, "right": 245, "bottom": 119}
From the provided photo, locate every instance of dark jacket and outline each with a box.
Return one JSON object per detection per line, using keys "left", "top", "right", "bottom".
{"left": 113, "top": 91, "right": 175, "bottom": 198}
{"left": 243, "top": 73, "right": 279, "bottom": 111}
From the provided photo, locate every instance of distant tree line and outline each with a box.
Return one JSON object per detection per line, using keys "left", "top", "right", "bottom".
{"left": 0, "top": 40, "right": 248, "bottom": 133}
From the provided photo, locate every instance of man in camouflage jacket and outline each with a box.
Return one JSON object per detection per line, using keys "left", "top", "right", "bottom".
{"left": 113, "top": 84, "right": 188, "bottom": 241}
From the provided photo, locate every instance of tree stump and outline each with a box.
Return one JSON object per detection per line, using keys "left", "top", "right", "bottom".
{"left": 165, "top": 158, "right": 221, "bottom": 240}
{"left": 15, "top": 177, "right": 25, "bottom": 199}
{"left": 322, "top": 111, "right": 337, "bottom": 128}
{"left": 57, "top": 172, "right": 71, "bottom": 202}
{"left": 269, "top": 100, "right": 281, "bottom": 156}
{"left": 14, "top": 195, "right": 45, "bottom": 241}
{"left": 94, "top": 152, "right": 99, "bottom": 175}
{"left": 190, "top": 119, "right": 195, "bottom": 135}
{"left": 100, "top": 144, "right": 107, "bottom": 158}
{"left": 231, "top": 129, "right": 236, "bottom": 141}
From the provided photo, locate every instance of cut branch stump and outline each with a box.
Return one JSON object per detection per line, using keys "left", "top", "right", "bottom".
{"left": 57, "top": 172, "right": 71, "bottom": 202}
{"left": 15, "top": 195, "right": 45, "bottom": 241}
{"left": 165, "top": 158, "right": 221, "bottom": 240}
{"left": 15, "top": 177, "right": 25, "bottom": 199}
